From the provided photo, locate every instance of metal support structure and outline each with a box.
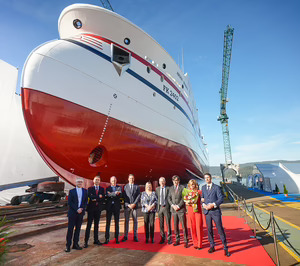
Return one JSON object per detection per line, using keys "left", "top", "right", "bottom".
{"left": 271, "top": 212, "right": 280, "bottom": 266}
{"left": 100, "top": 0, "right": 114, "bottom": 11}
{"left": 218, "top": 25, "right": 241, "bottom": 182}
{"left": 218, "top": 25, "right": 234, "bottom": 166}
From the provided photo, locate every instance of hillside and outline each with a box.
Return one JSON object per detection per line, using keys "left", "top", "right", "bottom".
{"left": 209, "top": 160, "right": 300, "bottom": 177}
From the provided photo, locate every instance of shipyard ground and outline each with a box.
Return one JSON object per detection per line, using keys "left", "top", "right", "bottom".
{"left": 5, "top": 189, "right": 300, "bottom": 266}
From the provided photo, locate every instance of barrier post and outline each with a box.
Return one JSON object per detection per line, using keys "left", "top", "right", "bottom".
{"left": 244, "top": 200, "right": 248, "bottom": 224}
{"left": 237, "top": 197, "right": 240, "bottom": 218}
{"left": 271, "top": 212, "right": 280, "bottom": 266}
{"left": 250, "top": 203, "right": 261, "bottom": 239}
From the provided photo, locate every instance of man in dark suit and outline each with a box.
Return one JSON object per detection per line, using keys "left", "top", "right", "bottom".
{"left": 104, "top": 176, "right": 122, "bottom": 244}
{"left": 201, "top": 173, "right": 230, "bottom": 257}
{"left": 65, "top": 178, "right": 88, "bottom": 252}
{"left": 168, "top": 175, "right": 188, "bottom": 248}
{"left": 84, "top": 174, "right": 105, "bottom": 248}
{"left": 122, "top": 174, "right": 140, "bottom": 242}
{"left": 156, "top": 176, "right": 172, "bottom": 244}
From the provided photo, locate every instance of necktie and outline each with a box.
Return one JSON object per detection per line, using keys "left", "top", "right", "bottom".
{"left": 96, "top": 187, "right": 99, "bottom": 206}
{"left": 161, "top": 188, "right": 165, "bottom": 205}
{"left": 175, "top": 186, "right": 178, "bottom": 193}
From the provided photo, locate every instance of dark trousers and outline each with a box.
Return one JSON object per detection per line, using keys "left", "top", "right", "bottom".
{"left": 85, "top": 209, "right": 101, "bottom": 243}
{"left": 66, "top": 212, "right": 84, "bottom": 248}
{"left": 205, "top": 212, "right": 227, "bottom": 249}
{"left": 124, "top": 207, "right": 138, "bottom": 238}
{"left": 158, "top": 206, "right": 171, "bottom": 241}
{"left": 143, "top": 212, "right": 155, "bottom": 240}
{"left": 173, "top": 211, "right": 188, "bottom": 243}
{"left": 105, "top": 204, "right": 120, "bottom": 240}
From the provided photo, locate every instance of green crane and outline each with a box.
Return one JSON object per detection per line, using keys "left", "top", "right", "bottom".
{"left": 100, "top": 0, "right": 114, "bottom": 11}
{"left": 217, "top": 25, "right": 240, "bottom": 182}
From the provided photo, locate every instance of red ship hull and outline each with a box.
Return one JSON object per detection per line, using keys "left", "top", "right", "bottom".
{"left": 22, "top": 88, "right": 204, "bottom": 186}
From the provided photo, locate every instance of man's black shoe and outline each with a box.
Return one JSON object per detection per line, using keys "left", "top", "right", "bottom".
{"left": 208, "top": 247, "right": 215, "bottom": 253}
{"left": 94, "top": 240, "right": 103, "bottom": 245}
{"left": 167, "top": 239, "right": 172, "bottom": 245}
{"left": 224, "top": 249, "right": 231, "bottom": 257}
{"left": 134, "top": 237, "right": 139, "bottom": 242}
{"left": 104, "top": 239, "right": 109, "bottom": 244}
{"left": 83, "top": 243, "right": 88, "bottom": 248}
{"left": 145, "top": 239, "right": 149, "bottom": 244}
{"left": 184, "top": 243, "right": 189, "bottom": 248}
{"left": 65, "top": 247, "right": 71, "bottom": 252}
{"left": 173, "top": 241, "right": 180, "bottom": 246}
{"left": 121, "top": 236, "right": 127, "bottom": 242}
{"left": 159, "top": 239, "right": 165, "bottom": 244}
{"left": 116, "top": 238, "right": 120, "bottom": 244}
{"left": 72, "top": 244, "right": 82, "bottom": 250}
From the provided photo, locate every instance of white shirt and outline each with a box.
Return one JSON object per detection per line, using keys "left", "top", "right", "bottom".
{"left": 76, "top": 187, "right": 82, "bottom": 209}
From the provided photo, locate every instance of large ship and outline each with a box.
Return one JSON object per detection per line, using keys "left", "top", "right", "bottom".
{"left": 21, "top": 4, "right": 209, "bottom": 186}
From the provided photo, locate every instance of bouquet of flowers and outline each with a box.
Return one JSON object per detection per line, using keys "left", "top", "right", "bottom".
{"left": 182, "top": 189, "right": 199, "bottom": 212}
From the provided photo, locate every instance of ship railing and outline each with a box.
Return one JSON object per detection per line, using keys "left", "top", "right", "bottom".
{"left": 223, "top": 183, "right": 300, "bottom": 266}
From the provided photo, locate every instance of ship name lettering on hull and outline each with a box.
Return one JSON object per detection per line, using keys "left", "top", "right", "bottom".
{"left": 163, "top": 85, "right": 179, "bottom": 102}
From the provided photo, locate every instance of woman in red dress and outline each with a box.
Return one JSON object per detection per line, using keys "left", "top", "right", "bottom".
{"left": 184, "top": 179, "right": 203, "bottom": 249}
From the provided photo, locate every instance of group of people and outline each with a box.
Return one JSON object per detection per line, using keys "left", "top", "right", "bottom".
{"left": 65, "top": 173, "right": 230, "bottom": 257}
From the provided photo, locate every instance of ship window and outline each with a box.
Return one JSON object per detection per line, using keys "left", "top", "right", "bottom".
{"left": 73, "top": 19, "right": 82, "bottom": 29}
{"left": 162, "top": 63, "right": 166, "bottom": 69}
{"left": 160, "top": 75, "right": 164, "bottom": 82}
{"left": 112, "top": 45, "right": 130, "bottom": 64}
{"left": 147, "top": 65, "right": 151, "bottom": 73}
{"left": 124, "top": 38, "right": 130, "bottom": 45}
{"left": 182, "top": 84, "right": 184, "bottom": 89}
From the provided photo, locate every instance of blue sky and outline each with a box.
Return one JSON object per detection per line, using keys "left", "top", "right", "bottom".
{"left": 1, "top": 0, "right": 299, "bottom": 166}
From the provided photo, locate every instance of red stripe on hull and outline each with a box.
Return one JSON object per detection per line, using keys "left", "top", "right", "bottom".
{"left": 83, "top": 33, "right": 191, "bottom": 113}
{"left": 21, "top": 88, "right": 204, "bottom": 185}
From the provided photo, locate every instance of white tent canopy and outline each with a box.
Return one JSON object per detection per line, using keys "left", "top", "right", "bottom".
{"left": 255, "top": 163, "right": 300, "bottom": 194}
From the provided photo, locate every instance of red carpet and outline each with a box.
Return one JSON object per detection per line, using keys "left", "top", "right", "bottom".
{"left": 106, "top": 216, "right": 274, "bottom": 266}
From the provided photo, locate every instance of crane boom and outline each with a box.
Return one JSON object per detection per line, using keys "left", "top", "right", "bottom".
{"left": 218, "top": 25, "right": 234, "bottom": 166}
{"left": 100, "top": 0, "right": 114, "bottom": 11}
{"left": 218, "top": 25, "right": 240, "bottom": 182}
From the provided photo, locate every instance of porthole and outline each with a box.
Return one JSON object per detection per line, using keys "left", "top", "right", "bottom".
{"left": 162, "top": 63, "right": 166, "bottom": 69}
{"left": 182, "top": 84, "right": 184, "bottom": 89}
{"left": 173, "top": 105, "right": 176, "bottom": 110}
{"left": 153, "top": 92, "right": 156, "bottom": 97}
{"left": 147, "top": 65, "right": 151, "bottom": 73}
{"left": 124, "top": 38, "right": 130, "bottom": 45}
{"left": 88, "top": 146, "right": 103, "bottom": 165}
{"left": 160, "top": 75, "right": 164, "bottom": 82}
{"left": 73, "top": 19, "right": 82, "bottom": 29}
